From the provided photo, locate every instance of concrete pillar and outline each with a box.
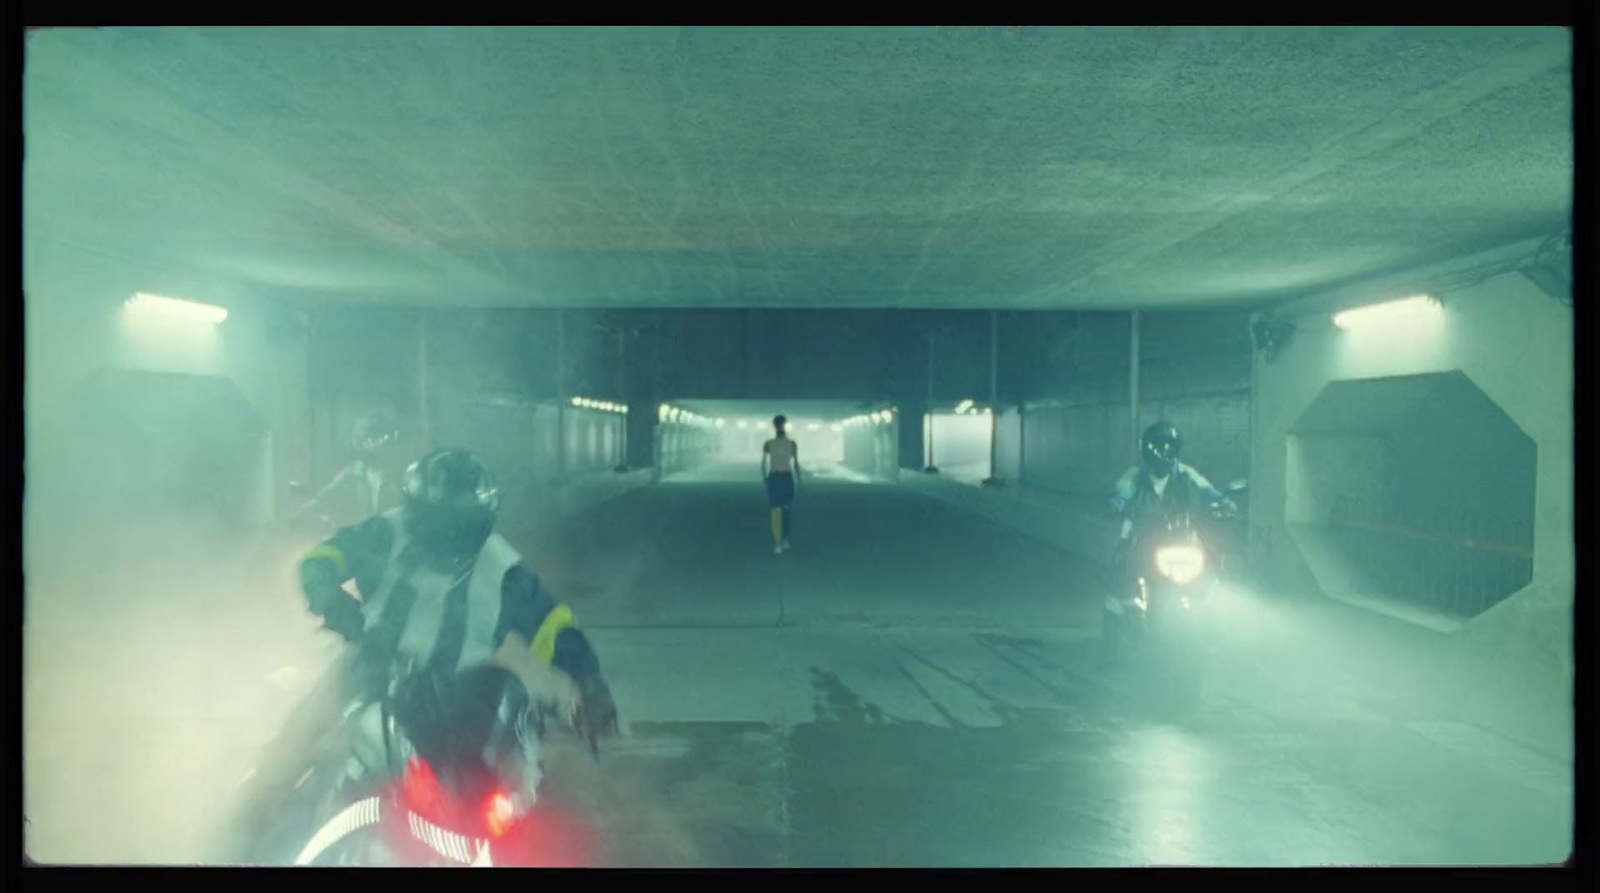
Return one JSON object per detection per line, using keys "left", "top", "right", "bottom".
{"left": 1129, "top": 310, "right": 1142, "bottom": 460}
{"left": 417, "top": 310, "right": 431, "bottom": 452}
{"left": 985, "top": 311, "right": 1002, "bottom": 486}
{"left": 923, "top": 329, "right": 939, "bottom": 473}
{"left": 556, "top": 309, "right": 568, "bottom": 476}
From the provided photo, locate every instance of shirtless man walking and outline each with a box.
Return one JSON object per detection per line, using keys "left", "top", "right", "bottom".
{"left": 761, "top": 415, "right": 802, "bottom": 554}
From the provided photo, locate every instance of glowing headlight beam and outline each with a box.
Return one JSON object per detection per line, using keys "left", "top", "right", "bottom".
{"left": 126, "top": 292, "right": 229, "bottom": 324}
{"left": 1155, "top": 545, "right": 1207, "bottom": 585}
{"left": 1333, "top": 294, "right": 1441, "bottom": 331}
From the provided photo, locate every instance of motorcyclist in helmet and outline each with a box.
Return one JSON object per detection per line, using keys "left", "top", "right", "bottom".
{"left": 1102, "top": 421, "right": 1236, "bottom": 658}
{"left": 297, "top": 448, "right": 619, "bottom": 801}
{"left": 294, "top": 412, "right": 406, "bottom": 532}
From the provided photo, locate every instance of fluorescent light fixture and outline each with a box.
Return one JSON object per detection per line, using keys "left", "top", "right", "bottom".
{"left": 807, "top": 422, "right": 821, "bottom": 432}
{"left": 126, "top": 292, "right": 228, "bottom": 324}
{"left": 1333, "top": 294, "right": 1441, "bottom": 331}
{"left": 571, "top": 397, "right": 584, "bottom": 407}
{"left": 831, "top": 424, "right": 844, "bottom": 433}
{"left": 736, "top": 419, "right": 749, "bottom": 430}
{"left": 954, "top": 399, "right": 974, "bottom": 414}
{"left": 659, "top": 404, "right": 671, "bottom": 422}
{"left": 716, "top": 418, "right": 727, "bottom": 428}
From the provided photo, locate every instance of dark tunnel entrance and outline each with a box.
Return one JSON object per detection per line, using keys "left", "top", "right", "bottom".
{"left": 1285, "top": 371, "right": 1536, "bottom": 625}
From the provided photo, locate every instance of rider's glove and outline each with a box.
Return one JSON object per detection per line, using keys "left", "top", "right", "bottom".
{"left": 573, "top": 675, "right": 619, "bottom": 754}
{"left": 319, "top": 591, "right": 367, "bottom": 645}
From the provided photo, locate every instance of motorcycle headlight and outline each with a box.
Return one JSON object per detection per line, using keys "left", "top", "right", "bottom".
{"left": 1155, "top": 545, "right": 1206, "bottom": 584}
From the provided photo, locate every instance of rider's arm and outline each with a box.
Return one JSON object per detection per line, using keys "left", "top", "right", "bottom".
{"left": 1109, "top": 467, "right": 1140, "bottom": 543}
{"left": 496, "top": 566, "right": 603, "bottom": 685}
{"left": 761, "top": 441, "right": 771, "bottom": 480}
{"left": 298, "top": 515, "right": 394, "bottom": 623}
{"left": 1110, "top": 468, "right": 1139, "bottom": 521}
{"left": 294, "top": 464, "right": 357, "bottom": 523}
{"left": 1181, "top": 464, "right": 1228, "bottom": 506}
{"left": 792, "top": 441, "right": 802, "bottom": 486}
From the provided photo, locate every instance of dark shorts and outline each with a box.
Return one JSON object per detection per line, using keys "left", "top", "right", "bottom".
{"left": 766, "top": 472, "right": 795, "bottom": 508}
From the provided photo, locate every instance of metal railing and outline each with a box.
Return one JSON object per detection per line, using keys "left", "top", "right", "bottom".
{"left": 1324, "top": 494, "right": 1535, "bottom": 619}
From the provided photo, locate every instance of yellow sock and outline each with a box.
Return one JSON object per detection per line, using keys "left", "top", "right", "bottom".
{"left": 771, "top": 508, "right": 784, "bottom": 545}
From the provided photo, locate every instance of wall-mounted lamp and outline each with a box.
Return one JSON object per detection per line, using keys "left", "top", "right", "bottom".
{"left": 1332, "top": 294, "right": 1441, "bottom": 331}
{"left": 126, "top": 292, "right": 229, "bottom": 325}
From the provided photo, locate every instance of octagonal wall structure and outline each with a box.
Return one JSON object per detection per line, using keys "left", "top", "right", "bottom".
{"left": 1249, "top": 242, "right": 1572, "bottom": 743}
{"left": 1285, "top": 371, "right": 1536, "bottom": 627}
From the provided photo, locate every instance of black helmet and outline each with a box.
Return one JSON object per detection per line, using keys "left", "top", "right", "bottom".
{"left": 353, "top": 411, "right": 400, "bottom": 453}
{"left": 1141, "top": 421, "right": 1182, "bottom": 477}
{"left": 401, "top": 449, "right": 500, "bottom": 571}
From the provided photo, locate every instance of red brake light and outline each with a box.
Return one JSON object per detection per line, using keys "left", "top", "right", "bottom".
{"left": 486, "top": 791, "right": 516, "bottom": 838}
{"left": 404, "top": 757, "right": 440, "bottom": 812}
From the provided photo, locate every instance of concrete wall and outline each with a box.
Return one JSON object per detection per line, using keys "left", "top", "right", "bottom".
{"left": 428, "top": 396, "right": 626, "bottom": 521}
{"left": 1005, "top": 310, "right": 1253, "bottom": 500}
{"left": 925, "top": 412, "right": 992, "bottom": 478}
{"left": 1285, "top": 435, "right": 1386, "bottom": 526}
{"left": 993, "top": 407, "right": 1023, "bottom": 482}
{"left": 654, "top": 417, "right": 717, "bottom": 480}
{"left": 842, "top": 417, "right": 900, "bottom": 482}
{"left": 310, "top": 307, "right": 629, "bottom": 480}
{"left": 1250, "top": 247, "right": 1573, "bottom": 743}
{"left": 24, "top": 233, "right": 312, "bottom": 547}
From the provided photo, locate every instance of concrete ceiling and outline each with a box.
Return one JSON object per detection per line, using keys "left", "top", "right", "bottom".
{"left": 23, "top": 26, "right": 1573, "bottom": 311}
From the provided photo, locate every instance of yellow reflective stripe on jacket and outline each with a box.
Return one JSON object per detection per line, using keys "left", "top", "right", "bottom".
{"left": 304, "top": 544, "right": 350, "bottom": 581}
{"left": 530, "top": 604, "right": 578, "bottom": 665}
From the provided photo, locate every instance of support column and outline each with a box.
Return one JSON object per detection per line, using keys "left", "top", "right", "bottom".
{"left": 923, "top": 328, "right": 939, "bottom": 474}
{"left": 615, "top": 327, "right": 630, "bottom": 472}
{"left": 556, "top": 309, "right": 568, "bottom": 476}
{"left": 1129, "top": 309, "right": 1142, "bottom": 460}
{"left": 417, "top": 310, "right": 431, "bottom": 452}
{"left": 984, "top": 309, "right": 1001, "bottom": 487}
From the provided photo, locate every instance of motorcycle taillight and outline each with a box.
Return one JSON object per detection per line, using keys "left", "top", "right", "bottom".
{"left": 486, "top": 791, "right": 517, "bottom": 838}
{"left": 403, "top": 757, "right": 441, "bottom": 814}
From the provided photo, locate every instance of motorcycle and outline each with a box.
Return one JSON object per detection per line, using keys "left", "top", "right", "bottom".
{"left": 1101, "top": 493, "right": 1242, "bottom": 704}
{"left": 245, "top": 658, "right": 594, "bottom": 867}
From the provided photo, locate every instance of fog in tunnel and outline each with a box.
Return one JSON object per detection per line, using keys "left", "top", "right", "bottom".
{"left": 22, "top": 25, "right": 1575, "bottom": 869}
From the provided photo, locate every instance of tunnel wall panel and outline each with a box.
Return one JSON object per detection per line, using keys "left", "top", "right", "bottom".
{"left": 843, "top": 418, "right": 900, "bottom": 481}
{"left": 1251, "top": 255, "right": 1573, "bottom": 750}
{"left": 655, "top": 419, "right": 717, "bottom": 480}
{"left": 1007, "top": 309, "right": 1253, "bottom": 501}
{"left": 993, "top": 407, "right": 1023, "bottom": 482}
{"left": 23, "top": 234, "right": 312, "bottom": 540}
